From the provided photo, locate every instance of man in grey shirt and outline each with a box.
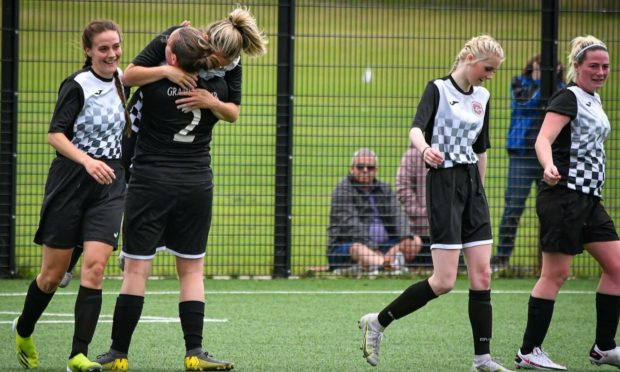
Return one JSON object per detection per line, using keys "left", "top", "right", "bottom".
{"left": 327, "top": 148, "right": 420, "bottom": 273}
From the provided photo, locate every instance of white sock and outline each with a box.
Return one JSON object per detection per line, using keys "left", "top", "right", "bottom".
{"left": 369, "top": 314, "right": 384, "bottom": 331}
{"left": 597, "top": 344, "right": 619, "bottom": 353}
{"left": 474, "top": 353, "right": 491, "bottom": 365}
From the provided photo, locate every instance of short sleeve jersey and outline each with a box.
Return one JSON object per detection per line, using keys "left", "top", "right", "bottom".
{"left": 545, "top": 83, "right": 610, "bottom": 196}
{"left": 49, "top": 67, "right": 126, "bottom": 160}
{"left": 130, "top": 29, "right": 234, "bottom": 185}
{"left": 412, "top": 76, "right": 491, "bottom": 168}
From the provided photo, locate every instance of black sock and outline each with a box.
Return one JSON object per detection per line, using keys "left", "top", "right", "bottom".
{"left": 110, "top": 294, "right": 144, "bottom": 354}
{"left": 67, "top": 245, "right": 83, "bottom": 273}
{"left": 469, "top": 289, "right": 492, "bottom": 355}
{"left": 179, "top": 301, "right": 205, "bottom": 352}
{"left": 377, "top": 279, "right": 437, "bottom": 328}
{"left": 521, "top": 296, "right": 555, "bottom": 354}
{"left": 595, "top": 292, "right": 620, "bottom": 351}
{"left": 17, "top": 279, "right": 55, "bottom": 337}
{"left": 70, "top": 286, "right": 102, "bottom": 358}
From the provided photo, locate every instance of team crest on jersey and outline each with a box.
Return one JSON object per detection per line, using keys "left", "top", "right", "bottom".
{"left": 472, "top": 101, "right": 484, "bottom": 116}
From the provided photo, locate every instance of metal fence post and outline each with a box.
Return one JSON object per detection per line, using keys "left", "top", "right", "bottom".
{"left": 537, "top": 0, "right": 559, "bottom": 273}
{"left": 541, "top": 0, "right": 559, "bottom": 103}
{"left": 274, "top": 0, "right": 295, "bottom": 278}
{"left": 0, "top": 0, "right": 19, "bottom": 277}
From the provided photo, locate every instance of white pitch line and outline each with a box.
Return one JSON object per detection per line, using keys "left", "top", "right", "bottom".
{"left": 0, "top": 289, "right": 594, "bottom": 297}
{"left": 0, "top": 319, "right": 227, "bottom": 324}
{"left": 0, "top": 311, "right": 227, "bottom": 324}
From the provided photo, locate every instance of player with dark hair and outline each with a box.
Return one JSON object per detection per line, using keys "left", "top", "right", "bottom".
{"left": 13, "top": 19, "right": 128, "bottom": 372}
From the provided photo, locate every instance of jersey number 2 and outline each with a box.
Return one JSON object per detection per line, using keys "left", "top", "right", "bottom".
{"left": 173, "top": 108, "right": 201, "bottom": 143}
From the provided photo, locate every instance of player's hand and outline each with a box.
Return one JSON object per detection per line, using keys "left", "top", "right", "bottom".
{"left": 84, "top": 158, "right": 115, "bottom": 185}
{"left": 176, "top": 89, "right": 218, "bottom": 112}
{"left": 164, "top": 66, "right": 198, "bottom": 91}
{"left": 423, "top": 146, "right": 444, "bottom": 168}
{"left": 542, "top": 165, "right": 561, "bottom": 186}
{"left": 180, "top": 20, "right": 191, "bottom": 27}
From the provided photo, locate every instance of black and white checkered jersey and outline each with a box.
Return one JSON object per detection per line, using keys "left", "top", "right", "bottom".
{"left": 128, "top": 90, "right": 143, "bottom": 133}
{"left": 49, "top": 66, "right": 126, "bottom": 160}
{"left": 545, "top": 83, "right": 610, "bottom": 196}
{"left": 412, "top": 76, "right": 491, "bottom": 168}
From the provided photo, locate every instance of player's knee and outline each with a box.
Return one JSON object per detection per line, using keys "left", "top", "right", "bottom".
{"left": 435, "top": 283, "right": 455, "bottom": 295}
{"left": 473, "top": 268, "right": 491, "bottom": 288}
{"left": 603, "top": 253, "right": 620, "bottom": 271}
{"left": 123, "top": 260, "right": 151, "bottom": 280}
{"left": 430, "top": 276, "right": 456, "bottom": 295}
{"left": 556, "top": 274, "right": 569, "bottom": 288}
{"left": 82, "top": 263, "right": 106, "bottom": 286}
{"left": 601, "top": 259, "right": 620, "bottom": 283}
{"left": 541, "top": 271, "right": 569, "bottom": 288}
{"left": 37, "top": 272, "right": 63, "bottom": 293}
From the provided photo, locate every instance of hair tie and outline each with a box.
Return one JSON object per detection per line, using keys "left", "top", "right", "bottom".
{"left": 575, "top": 43, "right": 607, "bottom": 60}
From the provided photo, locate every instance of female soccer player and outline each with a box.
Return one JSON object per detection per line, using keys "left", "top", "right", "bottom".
{"left": 358, "top": 35, "right": 512, "bottom": 372}
{"left": 514, "top": 35, "right": 619, "bottom": 371}
{"left": 95, "top": 9, "right": 267, "bottom": 372}
{"left": 13, "top": 20, "right": 128, "bottom": 372}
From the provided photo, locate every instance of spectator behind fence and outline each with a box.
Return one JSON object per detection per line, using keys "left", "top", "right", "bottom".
{"left": 327, "top": 148, "right": 421, "bottom": 274}
{"left": 12, "top": 20, "right": 128, "bottom": 372}
{"left": 395, "top": 145, "right": 431, "bottom": 266}
{"left": 493, "top": 54, "right": 565, "bottom": 270}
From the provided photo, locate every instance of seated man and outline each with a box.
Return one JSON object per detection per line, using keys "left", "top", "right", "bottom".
{"left": 327, "top": 148, "right": 420, "bottom": 273}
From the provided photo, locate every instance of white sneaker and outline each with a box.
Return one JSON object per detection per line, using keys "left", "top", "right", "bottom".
{"left": 472, "top": 357, "right": 514, "bottom": 371}
{"left": 365, "top": 268, "right": 380, "bottom": 277}
{"left": 358, "top": 313, "right": 383, "bottom": 366}
{"left": 332, "top": 266, "right": 360, "bottom": 276}
{"left": 515, "top": 347, "right": 566, "bottom": 370}
{"left": 589, "top": 344, "right": 620, "bottom": 368}
{"left": 58, "top": 272, "right": 73, "bottom": 288}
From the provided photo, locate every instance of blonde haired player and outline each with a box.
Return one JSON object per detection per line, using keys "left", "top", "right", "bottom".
{"left": 358, "top": 35, "right": 512, "bottom": 371}
{"left": 514, "top": 35, "right": 619, "bottom": 371}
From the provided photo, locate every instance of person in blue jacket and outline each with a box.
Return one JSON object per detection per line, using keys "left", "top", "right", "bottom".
{"left": 493, "top": 55, "right": 565, "bottom": 269}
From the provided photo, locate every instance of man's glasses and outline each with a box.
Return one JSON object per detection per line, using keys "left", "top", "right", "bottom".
{"left": 355, "top": 164, "right": 376, "bottom": 171}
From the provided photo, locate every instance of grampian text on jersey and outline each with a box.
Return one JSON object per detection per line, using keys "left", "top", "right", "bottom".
{"left": 167, "top": 87, "right": 192, "bottom": 96}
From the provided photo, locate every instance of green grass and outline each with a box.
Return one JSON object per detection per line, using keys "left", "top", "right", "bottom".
{"left": 0, "top": 278, "right": 612, "bottom": 371}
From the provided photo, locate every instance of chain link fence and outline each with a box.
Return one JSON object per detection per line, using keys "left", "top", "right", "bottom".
{"left": 2, "top": 0, "right": 619, "bottom": 278}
